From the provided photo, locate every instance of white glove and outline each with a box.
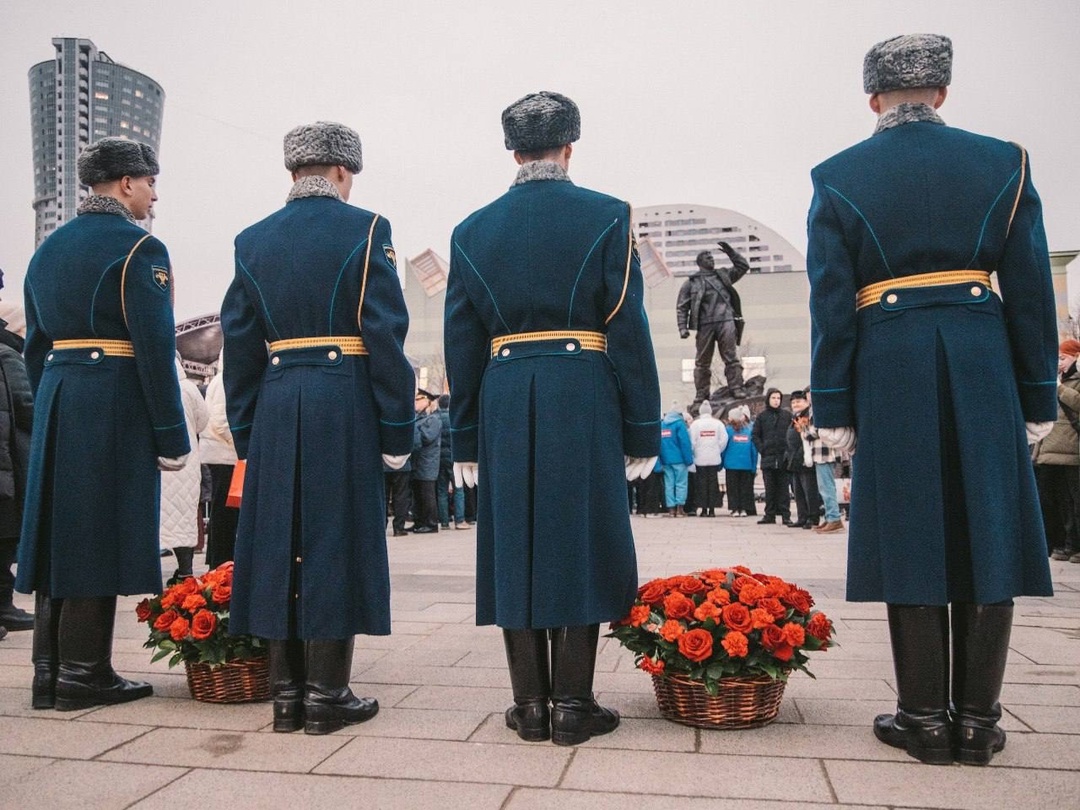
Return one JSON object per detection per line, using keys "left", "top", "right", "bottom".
{"left": 1026, "top": 421, "right": 1054, "bottom": 444}
{"left": 625, "top": 456, "right": 658, "bottom": 481}
{"left": 383, "top": 453, "right": 409, "bottom": 470}
{"left": 157, "top": 453, "right": 189, "bottom": 472}
{"left": 454, "top": 461, "right": 479, "bottom": 488}
{"left": 818, "top": 427, "right": 857, "bottom": 455}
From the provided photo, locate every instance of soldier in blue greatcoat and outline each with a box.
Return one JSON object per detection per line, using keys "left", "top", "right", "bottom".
{"left": 16, "top": 138, "right": 189, "bottom": 711}
{"left": 445, "top": 92, "right": 661, "bottom": 746}
{"left": 221, "top": 121, "right": 414, "bottom": 735}
{"left": 807, "top": 35, "right": 1056, "bottom": 766}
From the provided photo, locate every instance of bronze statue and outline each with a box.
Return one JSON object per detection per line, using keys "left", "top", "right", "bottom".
{"left": 676, "top": 241, "right": 749, "bottom": 406}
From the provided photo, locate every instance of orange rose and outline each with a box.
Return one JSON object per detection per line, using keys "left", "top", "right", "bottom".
{"left": 781, "top": 622, "right": 806, "bottom": 647}
{"left": 659, "top": 619, "right": 686, "bottom": 641}
{"left": 739, "top": 583, "right": 764, "bottom": 606}
{"left": 182, "top": 593, "right": 207, "bottom": 612}
{"left": 153, "top": 609, "right": 179, "bottom": 632}
{"left": 639, "top": 656, "right": 666, "bottom": 675}
{"left": 629, "top": 604, "right": 651, "bottom": 627}
{"left": 750, "top": 608, "right": 775, "bottom": 629}
{"left": 677, "top": 576, "right": 706, "bottom": 595}
{"left": 159, "top": 589, "right": 180, "bottom": 609}
{"left": 169, "top": 616, "right": 190, "bottom": 641}
{"left": 707, "top": 587, "right": 731, "bottom": 606}
{"left": 190, "top": 609, "right": 217, "bottom": 641}
{"left": 211, "top": 583, "right": 232, "bottom": 604}
{"left": 783, "top": 587, "right": 813, "bottom": 613}
{"left": 638, "top": 579, "right": 668, "bottom": 605}
{"left": 730, "top": 576, "right": 753, "bottom": 595}
{"left": 663, "top": 592, "right": 695, "bottom": 620}
{"left": 721, "top": 630, "right": 749, "bottom": 658}
{"left": 694, "top": 601, "right": 720, "bottom": 623}
{"left": 677, "top": 628, "right": 714, "bottom": 662}
{"left": 721, "top": 602, "right": 753, "bottom": 633}
{"left": 757, "top": 597, "right": 787, "bottom": 620}
{"left": 700, "top": 568, "right": 729, "bottom": 585}
{"left": 135, "top": 599, "right": 152, "bottom": 622}
{"left": 731, "top": 565, "right": 752, "bottom": 575}
{"left": 807, "top": 613, "right": 833, "bottom": 642}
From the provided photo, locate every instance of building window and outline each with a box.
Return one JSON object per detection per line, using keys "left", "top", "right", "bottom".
{"left": 94, "top": 92, "right": 108, "bottom": 100}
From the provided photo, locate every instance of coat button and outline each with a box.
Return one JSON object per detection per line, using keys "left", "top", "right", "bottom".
{"left": 47, "top": 353, "right": 54, "bottom": 361}
{"left": 90, "top": 351, "right": 101, "bottom": 359}
{"left": 271, "top": 356, "right": 281, "bottom": 365}
{"left": 885, "top": 293, "right": 898, "bottom": 304}
{"left": 328, "top": 350, "right": 338, "bottom": 360}
{"left": 501, "top": 348, "right": 510, "bottom": 357}
{"left": 566, "top": 342, "right": 575, "bottom": 351}
{"left": 295, "top": 556, "right": 302, "bottom": 563}
{"left": 971, "top": 286, "right": 982, "bottom": 296}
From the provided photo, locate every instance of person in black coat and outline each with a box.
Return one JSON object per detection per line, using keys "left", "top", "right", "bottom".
{"left": 751, "top": 388, "right": 793, "bottom": 524}
{"left": 786, "top": 390, "right": 820, "bottom": 529}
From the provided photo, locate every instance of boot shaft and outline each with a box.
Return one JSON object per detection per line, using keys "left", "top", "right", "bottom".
{"left": 885, "top": 604, "right": 949, "bottom": 714}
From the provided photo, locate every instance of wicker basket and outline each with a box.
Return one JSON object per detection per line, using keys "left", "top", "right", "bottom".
{"left": 184, "top": 656, "right": 270, "bottom": 703}
{"left": 651, "top": 672, "right": 786, "bottom": 729}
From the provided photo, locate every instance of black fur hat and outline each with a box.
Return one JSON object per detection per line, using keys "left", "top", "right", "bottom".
{"left": 502, "top": 91, "right": 580, "bottom": 151}
{"left": 77, "top": 137, "right": 159, "bottom": 186}
{"left": 863, "top": 34, "right": 952, "bottom": 94}
{"left": 283, "top": 121, "right": 363, "bottom": 174}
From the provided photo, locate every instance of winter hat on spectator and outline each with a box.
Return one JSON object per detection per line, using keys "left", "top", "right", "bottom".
{"left": 699, "top": 400, "right": 713, "bottom": 416}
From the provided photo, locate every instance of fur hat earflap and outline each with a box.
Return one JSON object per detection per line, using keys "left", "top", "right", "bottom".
{"left": 77, "top": 137, "right": 159, "bottom": 186}
{"left": 502, "top": 91, "right": 580, "bottom": 151}
{"left": 284, "top": 121, "right": 363, "bottom": 174}
{"left": 863, "top": 34, "right": 952, "bottom": 94}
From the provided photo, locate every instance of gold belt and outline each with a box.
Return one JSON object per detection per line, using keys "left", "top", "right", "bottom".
{"left": 268, "top": 336, "right": 368, "bottom": 356}
{"left": 856, "top": 270, "right": 992, "bottom": 311}
{"left": 490, "top": 330, "right": 607, "bottom": 359}
{"left": 51, "top": 339, "right": 135, "bottom": 358}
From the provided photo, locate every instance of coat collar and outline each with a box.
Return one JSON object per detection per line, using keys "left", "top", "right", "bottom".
{"left": 512, "top": 160, "right": 571, "bottom": 187}
{"left": 76, "top": 194, "right": 136, "bottom": 223}
{"left": 286, "top": 175, "right": 343, "bottom": 203}
{"left": 873, "top": 102, "right": 945, "bottom": 135}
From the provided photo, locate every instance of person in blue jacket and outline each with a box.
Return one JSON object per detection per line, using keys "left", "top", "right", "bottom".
{"left": 445, "top": 92, "right": 661, "bottom": 746}
{"left": 722, "top": 405, "right": 758, "bottom": 516}
{"left": 659, "top": 406, "right": 694, "bottom": 517}
{"left": 16, "top": 138, "right": 189, "bottom": 711}
{"left": 221, "top": 122, "right": 415, "bottom": 735}
{"left": 808, "top": 35, "right": 1056, "bottom": 766}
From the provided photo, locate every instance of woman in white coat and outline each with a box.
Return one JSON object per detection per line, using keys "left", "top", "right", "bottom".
{"left": 159, "top": 356, "right": 209, "bottom": 581}
{"left": 199, "top": 352, "right": 239, "bottom": 568}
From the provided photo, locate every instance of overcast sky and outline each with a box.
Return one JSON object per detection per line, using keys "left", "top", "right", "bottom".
{"left": 1, "top": 0, "right": 1077, "bottom": 319}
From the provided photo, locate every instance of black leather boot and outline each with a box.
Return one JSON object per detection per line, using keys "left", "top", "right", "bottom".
{"left": 31, "top": 592, "right": 62, "bottom": 709}
{"left": 0, "top": 539, "right": 33, "bottom": 631}
{"left": 166, "top": 547, "right": 195, "bottom": 586}
{"left": 873, "top": 604, "right": 953, "bottom": 764}
{"left": 268, "top": 639, "right": 306, "bottom": 732}
{"left": 952, "top": 603, "right": 1013, "bottom": 765}
{"left": 55, "top": 597, "right": 153, "bottom": 711}
{"left": 550, "top": 624, "right": 619, "bottom": 746}
{"left": 303, "top": 638, "right": 378, "bottom": 734}
{"left": 503, "top": 628, "right": 550, "bottom": 741}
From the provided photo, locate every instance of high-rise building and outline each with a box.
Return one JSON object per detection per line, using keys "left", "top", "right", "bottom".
{"left": 28, "top": 37, "right": 165, "bottom": 246}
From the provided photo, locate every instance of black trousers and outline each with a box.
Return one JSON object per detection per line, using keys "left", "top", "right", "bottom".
{"left": 695, "top": 466, "right": 721, "bottom": 513}
{"left": 205, "top": 463, "right": 239, "bottom": 568}
{"left": 791, "top": 465, "right": 821, "bottom": 525}
{"left": 411, "top": 478, "right": 438, "bottom": 530}
{"left": 385, "top": 470, "right": 412, "bottom": 532}
{"left": 761, "top": 467, "right": 791, "bottom": 520}
{"left": 725, "top": 469, "right": 756, "bottom": 514}
{"left": 633, "top": 470, "right": 663, "bottom": 515}
{"left": 694, "top": 320, "right": 743, "bottom": 402}
{"left": 1035, "top": 464, "right": 1080, "bottom": 554}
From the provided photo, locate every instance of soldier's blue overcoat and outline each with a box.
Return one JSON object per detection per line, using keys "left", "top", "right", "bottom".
{"left": 221, "top": 189, "right": 414, "bottom": 640}
{"left": 808, "top": 116, "right": 1056, "bottom": 605}
{"left": 445, "top": 169, "right": 661, "bottom": 630}
{"left": 16, "top": 208, "right": 188, "bottom": 597}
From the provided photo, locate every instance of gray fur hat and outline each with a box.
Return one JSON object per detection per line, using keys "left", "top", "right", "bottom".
{"left": 502, "top": 91, "right": 580, "bottom": 151}
{"left": 283, "top": 121, "right": 363, "bottom": 174}
{"left": 77, "top": 137, "right": 159, "bottom": 186}
{"left": 863, "top": 34, "right": 952, "bottom": 94}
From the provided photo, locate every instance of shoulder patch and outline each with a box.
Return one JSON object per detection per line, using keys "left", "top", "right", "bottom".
{"left": 152, "top": 265, "right": 170, "bottom": 292}
{"left": 383, "top": 245, "right": 397, "bottom": 269}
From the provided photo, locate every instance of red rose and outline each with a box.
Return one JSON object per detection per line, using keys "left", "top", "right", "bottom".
{"left": 721, "top": 602, "right": 753, "bottom": 633}
{"left": 773, "top": 643, "right": 794, "bottom": 661}
{"left": 783, "top": 587, "right": 813, "bottom": 613}
{"left": 677, "top": 576, "right": 706, "bottom": 595}
{"left": 639, "top": 656, "right": 666, "bottom": 675}
{"left": 677, "top": 628, "right": 714, "bottom": 662}
{"left": 211, "top": 583, "right": 232, "bottom": 604}
{"left": 663, "top": 592, "right": 695, "bottom": 620}
{"left": 781, "top": 623, "right": 806, "bottom": 647}
{"left": 169, "top": 616, "right": 190, "bottom": 641}
{"left": 629, "top": 604, "right": 651, "bottom": 627}
{"left": 182, "top": 593, "right": 207, "bottom": 612}
{"left": 135, "top": 599, "right": 152, "bottom": 623}
{"left": 757, "top": 597, "right": 787, "bottom": 620}
{"left": 638, "top": 579, "right": 668, "bottom": 605}
{"left": 760, "top": 624, "right": 786, "bottom": 651}
{"left": 807, "top": 613, "right": 833, "bottom": 642}
{"left": 659, "top": 619, "right": 685, "bottom": 642}
{"left": 730, "top": 576, "right": 754, "bottom": 595}
{"left": 153, "top": 609, "right": 179, "bottom": 632}
{"left": 190, "top": 609, "right": 217, "bottom": 641}
{"left": 159, "top": 589, "right": 180, "bottom": 609}
{"left": 721, "top": 630, "right": 749, "bottom": 658}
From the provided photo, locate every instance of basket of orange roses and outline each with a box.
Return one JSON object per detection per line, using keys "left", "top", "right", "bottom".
{"left": 137, "top": 561, "right": 269, "bottom": 703}
{"left": 609, "top": 567, "right": 834, "bottom": 729}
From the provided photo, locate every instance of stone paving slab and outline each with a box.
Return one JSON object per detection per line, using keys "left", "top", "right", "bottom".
{"left": 506, "top": 790, "right": 888, "bottom": 810}
{"left": 1005, "top": 702, "right": 1080, "bottom": 734}
{"left": 128, "top": 769, "right": 512, "bottom": 809}
{"left": 468, "top": 712, "right": 697, "bottom": 751}
{"left": 339, "top": 706, "right": 489, "bottom": 740}
{"left": 0, "top": 716, "right": 154, "bottom": 759}
{"left": 0, "top": 759, "right": 188, "bottom": 809}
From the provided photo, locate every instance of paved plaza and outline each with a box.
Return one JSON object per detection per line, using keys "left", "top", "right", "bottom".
{"left": 1, "top": 513, "right": 1078, "bottom": 809}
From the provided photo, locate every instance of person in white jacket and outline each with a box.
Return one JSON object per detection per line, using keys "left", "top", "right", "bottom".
{"left": 199, "top": 352, "right": 239, "bottom": 568}
{"left": 159, "top": 356, "right": 208, "bottom": 582}
{"left": 689, "top": 400, "right": 728, "bottom": 517}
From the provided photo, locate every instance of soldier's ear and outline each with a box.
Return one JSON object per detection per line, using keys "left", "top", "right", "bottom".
{"left": 932, "top": 87, "right": 948, "bottom": 109}
{"left": 868, "top": 93, "right": 883, "bottom": 115}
